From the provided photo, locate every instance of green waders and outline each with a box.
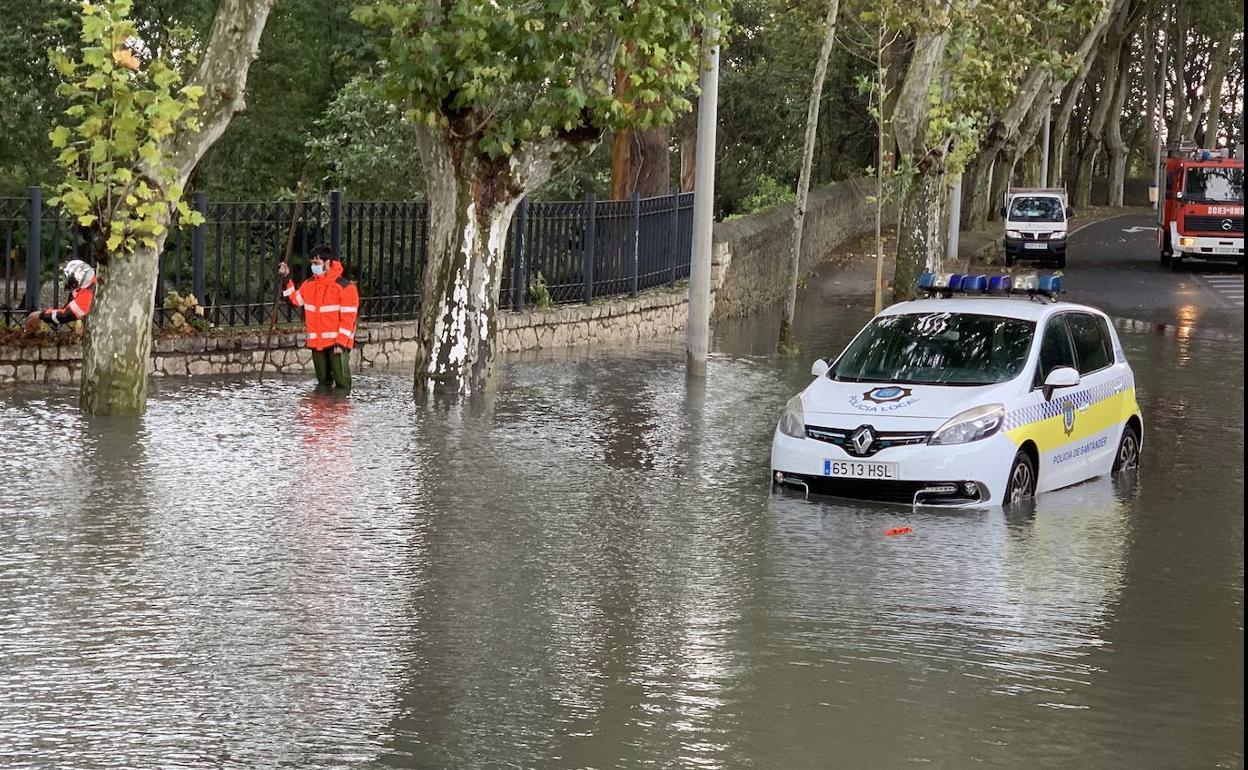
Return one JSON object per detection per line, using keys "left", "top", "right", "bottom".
{"left": 311, "top": 348, "right": 352, "bottom": 389}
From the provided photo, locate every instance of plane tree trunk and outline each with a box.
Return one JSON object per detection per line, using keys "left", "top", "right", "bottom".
{"left": 80, "top": 0, "right": 274, "bottom": 415}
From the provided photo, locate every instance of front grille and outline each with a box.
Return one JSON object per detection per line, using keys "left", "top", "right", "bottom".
{"left": 778, "top": 474, "right": 979, "bottom": 505}
{"left": 1184, "top": 215, "right": 1244, "bottom": 234}
{"left": 1022, "top": 231, "right": 1050, "bottom": 241}
{"left": 805, "top": 425, "right": 932, "bottom": 457}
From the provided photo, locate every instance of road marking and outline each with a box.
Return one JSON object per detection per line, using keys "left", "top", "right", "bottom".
{"left": 1196, "top": 274, "right": 1245, "bottom": 307}
{"left": 1121, "top": 226, "right": 1158, "bottom": 233}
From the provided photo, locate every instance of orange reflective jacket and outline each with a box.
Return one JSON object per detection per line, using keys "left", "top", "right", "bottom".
{"left": 283, "top": 260, "right": 360, "bottom": 350}
{"left": 335, "top": 277, "right": 359, "bottom": 349}
{"left": 42, "top": 278, "right": 95, "bottom": 326}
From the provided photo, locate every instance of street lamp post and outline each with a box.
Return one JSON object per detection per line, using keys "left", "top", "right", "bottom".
{"left": 687, "top": 21, "right": 719, "bottom": 378}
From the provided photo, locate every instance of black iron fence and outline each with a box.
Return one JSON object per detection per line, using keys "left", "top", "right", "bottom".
{"left": 1, "top": 187, "right": 693, "bottom": 328}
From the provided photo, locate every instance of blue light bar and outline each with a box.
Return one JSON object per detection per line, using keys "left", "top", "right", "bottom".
{"left": 989, "top": 275, "right": 1013, "bottom": 292}
{"left": 918, "top": 272, "right": 935, "bottom": 290}
{"left": 1038, "top": 275, "right": 1061, "bottom": 295}
{"left": 948, "top": 274, "right": 964, "bottom": 291}
{"left": 963, "top": 274, "right": 987, "bottom": 293}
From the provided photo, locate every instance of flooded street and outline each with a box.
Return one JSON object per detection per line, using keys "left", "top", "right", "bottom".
{"left": 1, "top": 280, "right": 1244, "bottom": 767}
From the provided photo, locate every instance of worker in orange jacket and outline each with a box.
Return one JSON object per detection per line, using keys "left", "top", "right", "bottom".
{"left": 25, "top": 259, "right": 96, "bottom": 331}
{"left": 278, "top": 244, "right": 359, "bottom": 389}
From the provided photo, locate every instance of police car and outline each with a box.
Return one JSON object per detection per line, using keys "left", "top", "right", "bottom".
{"left": 771, "top": 273, "right": 1143, "bottom": 507}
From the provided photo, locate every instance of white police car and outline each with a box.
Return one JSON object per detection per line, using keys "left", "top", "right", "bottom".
{"left": 771, "top": 273, "right": 1143, "bottom": 507}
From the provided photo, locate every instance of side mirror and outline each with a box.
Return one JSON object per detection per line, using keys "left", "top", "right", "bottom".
{"left": 999, "top": 206, "right": 1007, "bottom": 218}
{"left": 1043, "top": 366, "right": 1080, "bottom": 401}
{"left": 1176, "top": 191, "right": 1184, "bottom": 200}
{"left": 1065, "top": 206, "right": 1074, "bottom": 218}
{"left": 811, "top": 359, "right": 829, "bottom": 378}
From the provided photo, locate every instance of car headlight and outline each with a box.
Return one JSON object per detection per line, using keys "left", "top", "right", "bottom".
{"left": 778, "top": 396, "right": 805, "bottom": 438}
{"left": 928, "top": 404, "right": 1005, "bottom": 445}
{"left": 1179, "top": 236, "right": 1196, "bottom": 247}
{"left": 1006, "top": 229, "right": 1022, "bottom": 239}
{"left": 1049, "top": 230, "right": 1067, "bottom": 239}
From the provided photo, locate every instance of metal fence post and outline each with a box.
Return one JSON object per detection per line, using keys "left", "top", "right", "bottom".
{"left": 583, "top": 193, "right": 596, "bottom": 304}
{"left": 667, "top": 188, "right": 680, "bottom": 286}
{"left": 511, "top": 198, "right": 528, "bottom": 311}
{"left": 330, "top": 189, "right": 342, "bottom": 258}
{"left": 24, "top": 187, "right": 41, "bottom": 311}
{"left": 192, "top": 191, "right": 207, "bottom": 301}
{"left": 628, "top": 191, "right": 640, "bottom": 297}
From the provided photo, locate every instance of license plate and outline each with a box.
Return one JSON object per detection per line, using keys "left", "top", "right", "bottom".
{"left": 823, "top": 459, "right": 899, "bottom": 480}
{"left": 1214, "top": 246, "right": 1241, "bottom": 254}
{"left": 1024, "top": 242, "right": 1048, "bottom": 250}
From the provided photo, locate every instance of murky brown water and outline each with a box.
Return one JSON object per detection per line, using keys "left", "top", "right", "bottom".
{"left": 1, "top": 292, "right": 1243, "bottom": 768}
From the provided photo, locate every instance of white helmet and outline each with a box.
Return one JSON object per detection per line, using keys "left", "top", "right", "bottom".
{"left": 62, "top": 259, "right": 95, "bottom": 290}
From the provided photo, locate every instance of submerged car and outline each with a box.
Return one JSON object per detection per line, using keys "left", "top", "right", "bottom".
{"left": 771, "top": 273, "right": 1143, "bottom": 508}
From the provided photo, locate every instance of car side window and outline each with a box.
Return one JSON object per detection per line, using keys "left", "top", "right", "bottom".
{"left": 1034, "top": 315, "right": 1076, "bottom": 388}
{"left": 1067, "top": 313, "right": 1113, "bottom": 374}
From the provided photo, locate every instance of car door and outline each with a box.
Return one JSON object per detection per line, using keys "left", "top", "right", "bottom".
{"left": 1026, "top": 313, "right": 1088, "bottom": 491}
{"left": 1065, "top": 312, "right": 1123, "bottom": 476}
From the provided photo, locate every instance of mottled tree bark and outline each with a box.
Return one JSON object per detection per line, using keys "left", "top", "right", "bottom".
{"left": 610, "top": 128, "right": 671, "bottom": 199}
{"left": 413, "top": 128, "right": 573, "bottom": 396}
{"left": 1074, "top": 50, "right": 1118, "bottom": 209}
{"left": 963, "top": 70, "right": 1049, "bottom": 231}
{"left": 1105, "top": 37, "right": 1133, "bottom": 206}
{"left": 1050, "top": 0, "right": 1119, "bottom": 186}
{"left": 893, "top": 170, "right": 945, "bottom": 302}
{"left": 890, "top": 29, "right": 950, "bottom": 303}
{"left": 79, "top": 0, "right": 274, "bottom": 415}
{"left": 779, "top": 0, "right": 839, "bottom": 351}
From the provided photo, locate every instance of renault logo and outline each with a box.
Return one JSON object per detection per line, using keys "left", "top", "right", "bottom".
{"left": 850, "top": 426, "right": 875, "bottom": 456}
{"left": 1223, "top": 219, "right": 1234, "bottom": 231}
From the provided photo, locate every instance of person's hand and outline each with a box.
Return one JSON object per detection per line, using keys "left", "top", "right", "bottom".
{"left": 24, "top": 311, "right": 42, "bottom": 332}
{"left": 277, "top": 261, "right": 289, "bottom": 277}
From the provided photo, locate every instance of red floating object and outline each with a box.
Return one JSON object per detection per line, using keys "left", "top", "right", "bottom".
{"left": 885, "top": 526, "right": 912, "bottom": 536}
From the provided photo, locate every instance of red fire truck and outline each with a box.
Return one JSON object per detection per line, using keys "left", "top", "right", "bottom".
{"left": 1158, "top": 143, "right": 1244, "bottom": 270}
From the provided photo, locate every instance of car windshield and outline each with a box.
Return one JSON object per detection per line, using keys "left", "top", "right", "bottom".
{"left": 832, "top": 312, "right": 1036, "bottom": 386}
{"left": 1183, "top": 166, "right": 1244, "bottom": 203}
{"left": 1008, "top": 196, "right": 1065, "bottom": 222}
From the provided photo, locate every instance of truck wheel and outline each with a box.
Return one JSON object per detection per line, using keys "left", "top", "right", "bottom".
{"left": 1004, "top": 253, "right": 1015, "bottom": 267}
{"left": 1160, "top": 237, "right": 1173, "bottom": 268}
{"left": 1054, "top": 255, "right": 1066, "bottom": 269}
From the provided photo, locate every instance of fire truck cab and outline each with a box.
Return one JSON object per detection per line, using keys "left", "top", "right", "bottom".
{"left": 1158, "top": 143, "right": 1244, "bottom": 270}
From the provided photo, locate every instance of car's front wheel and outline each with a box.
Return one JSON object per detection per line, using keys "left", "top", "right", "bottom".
{"left": 1003, "top": 451, "right": 1036, "bottom": 506}
{"left": 1112, "top": 423, "right": 1141, "bottom": 473}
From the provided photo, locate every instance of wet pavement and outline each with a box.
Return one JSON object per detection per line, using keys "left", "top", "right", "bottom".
{"left": 1, "top": 226, "right": 1243, "bottom": 768}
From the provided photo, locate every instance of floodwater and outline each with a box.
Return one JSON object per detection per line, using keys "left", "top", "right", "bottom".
{"left": 1, "top": 288, "right": 1243, "bottom": 768}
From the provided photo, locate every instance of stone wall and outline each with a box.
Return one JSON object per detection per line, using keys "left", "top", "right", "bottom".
{"left": 0, "top": 286, "right": 690, "bottom": 384}
{"left": 711, "top": 177, "right": 888, "bottom": 319}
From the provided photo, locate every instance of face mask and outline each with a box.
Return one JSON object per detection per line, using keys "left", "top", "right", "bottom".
{"left": 311, "top": 263, "right": 325, "bottom": 276}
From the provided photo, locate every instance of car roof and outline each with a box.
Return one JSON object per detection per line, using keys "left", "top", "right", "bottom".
{"left": 881, "top": 297, "right": 1103, "bottom": 322}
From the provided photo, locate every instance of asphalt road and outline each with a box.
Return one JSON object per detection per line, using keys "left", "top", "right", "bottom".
{"left": 1044, "top": 212, "right": 1245, "bottom": 331}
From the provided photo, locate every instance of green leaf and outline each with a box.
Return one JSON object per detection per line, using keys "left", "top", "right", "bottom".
{"left": 49, "top": 126, "right": 72, "bottom": 149}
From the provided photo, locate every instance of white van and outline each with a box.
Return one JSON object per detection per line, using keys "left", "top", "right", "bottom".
{"left": 1001, "top": 188, "right": 1073, "bottom": 268}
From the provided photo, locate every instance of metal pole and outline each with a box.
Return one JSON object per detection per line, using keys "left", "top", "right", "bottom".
{"left": 192, "top": 191, "right": 207, "bottom": 302}
{"left": 1154, "top": 28, "right": 1168, "bottom": 211}
{"left": 511, "top": 198, "right": 527, "bottom": 311}
{"left": 582, "top": 193, "right": 596, "bottom": 305}
{"left": 330, "top": 189, "right": 343, "bottom": 257}
{"left": 945, "top": 174, "right": 962, "bottom": 264}
{"left": 1040, "top": 108, "right": 1051, "bottom": 188}
{"left": 24, "top": 187, "right": 41, "bottom": 312}
{"left": 687, "top": 20, "right": 719, "bottom": 378}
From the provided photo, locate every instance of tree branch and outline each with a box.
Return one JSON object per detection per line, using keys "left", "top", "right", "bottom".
{"left": 170, "top": 0, "right": 276, "bottom": 183}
